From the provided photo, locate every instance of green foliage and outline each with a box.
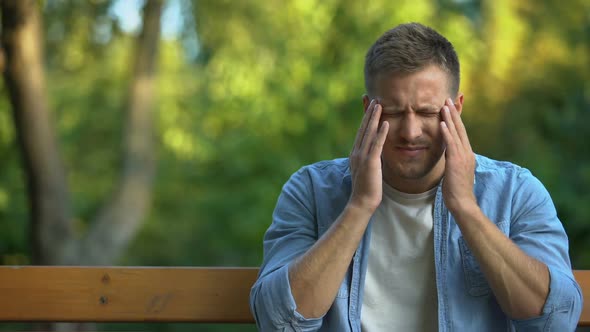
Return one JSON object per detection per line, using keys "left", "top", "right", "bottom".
{"left": 0, "top": 0, "right": 589, "bottom": 330}
{"left": 0, "top": 81, "right": 28, "bottom": 264}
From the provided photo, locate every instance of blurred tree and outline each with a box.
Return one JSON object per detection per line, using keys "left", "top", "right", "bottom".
{"left": 0, "top": 0, "right": 163, "bottom": 266}
{"left": 1, "top": 0, "right": 71, "bottom": 265}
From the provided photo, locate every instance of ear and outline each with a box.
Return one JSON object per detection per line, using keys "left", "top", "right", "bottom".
{"left": 362, "top": 94, "right": 371, "bottom": 113}
{"left": 454, "top": 93, "right": 464, "bottom": 115}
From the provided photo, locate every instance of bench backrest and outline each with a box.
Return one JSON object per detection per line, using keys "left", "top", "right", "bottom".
{"left": 0, "top": 266, "right": 258, "bottom": 323}
{"left": 0, "top": 266, "right": 588, "bottom": 326}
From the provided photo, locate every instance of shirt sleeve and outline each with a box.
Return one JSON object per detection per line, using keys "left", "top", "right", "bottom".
{"left": 250, "top": 167, "right": 325, "bottom": 331}
{"left": 509, "top": 169, "right": 583, "bottom": 331}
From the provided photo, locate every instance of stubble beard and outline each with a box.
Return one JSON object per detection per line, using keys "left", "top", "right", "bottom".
{"left": 382, "top": 147, "right": 445, "bottom": 182}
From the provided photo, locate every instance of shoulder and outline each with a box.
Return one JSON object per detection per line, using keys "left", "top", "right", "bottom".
{"left": 475, "top": 154, "right": 524, "bottom": 174}
{"left": 292, "top": 157, "right": 350, "bottom": 182}
{"left": 281, "top": 158, "right": 351, "bottom": 201}
{"left": 277, "top": 158, "right": 351, "bottom": 214}
{"left": 302, "top": 157, "right": 350, "bottom": 173}
{"left": 474, "top": 154, "right": 551, "bottom": 202}
{"left": 475, "top": 154, "right": 537, "bottom": 182}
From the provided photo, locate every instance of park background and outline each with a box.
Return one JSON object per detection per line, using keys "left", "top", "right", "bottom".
{"left": 0, "top": 0, "right": 589, "bottom": 331}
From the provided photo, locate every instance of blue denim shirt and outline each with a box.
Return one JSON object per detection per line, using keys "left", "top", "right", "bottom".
{"left": 250, "top": 155, "right": 582, "bottom": 331}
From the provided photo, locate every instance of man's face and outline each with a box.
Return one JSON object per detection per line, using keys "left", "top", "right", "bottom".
{"left": 364, "top": 65, "right": 463, "bottom": 193}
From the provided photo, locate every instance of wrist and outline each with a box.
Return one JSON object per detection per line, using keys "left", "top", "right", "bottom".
{"left": 449, "top": 199, "right": 481, "bottom": 224}
{"left": 345, "top": 200, "right": 377, "bottom": 221}
{"left": 348, "top": 189, "right": 382, "bottom": 213}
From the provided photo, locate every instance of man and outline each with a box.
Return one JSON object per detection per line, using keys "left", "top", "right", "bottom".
{"left": 250, "top": 22, "right": 582, "bottom": 331}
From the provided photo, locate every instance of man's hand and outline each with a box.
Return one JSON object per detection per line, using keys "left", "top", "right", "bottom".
{"left": 440, "top": 98, "right": 551, "bottom": 319}
{"left": 288, "top": 100, "right": 389, "bottom": 319}
{"left": 440, "top": 98, "right": 476, "bottom": 214}
{"left": 349, "top": 99, "right": 389, "bottom": 213}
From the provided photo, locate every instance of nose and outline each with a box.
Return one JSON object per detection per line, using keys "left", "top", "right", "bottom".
{"left": 399, "top": 112, "right": 423, "bottom": 142}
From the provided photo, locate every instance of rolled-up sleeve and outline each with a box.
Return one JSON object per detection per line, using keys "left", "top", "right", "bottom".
{"left": 509, "top": 169, "right": 583, "bottom": 330}
{"left": 250, "top": 167, "right": 324, "bottom": 331}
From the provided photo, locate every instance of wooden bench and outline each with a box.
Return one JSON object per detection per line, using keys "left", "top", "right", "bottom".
{"left": 0, "top": 266, "right": 588, "bottom": 326}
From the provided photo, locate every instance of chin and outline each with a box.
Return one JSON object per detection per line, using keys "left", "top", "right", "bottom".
{"left": 397, "top": 169, "right": 431, "bottom": 180}
{"left": 385, "top": 157, "right": 442, "bottom": 181}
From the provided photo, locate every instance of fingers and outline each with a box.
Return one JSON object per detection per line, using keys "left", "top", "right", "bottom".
{"left": 354, "top": 99, "right": 381, "bottom": 153}
{"left": 361, "top": 103, "right": 382, "bottom": 155}
{"left": 441, "top": 105, "right": 459, "bottom": 154}
{"left": 370, "top": 120, "right": 389, "bottom": 158}
{"left": 353, "top": 99, "right": 377, "bottom": 151}
{"left": 446, "top": 98, "right": 471, "bottom": 149}
{"left": 440, "top": 118, "right": 454, "bottom": 154}
{"left": 441, "top": 98, "right": 471, "bottom": 153}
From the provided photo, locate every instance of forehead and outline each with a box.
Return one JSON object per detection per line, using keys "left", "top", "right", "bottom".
{"left": 373, "top": 65, "right": 451, "bottom": 105}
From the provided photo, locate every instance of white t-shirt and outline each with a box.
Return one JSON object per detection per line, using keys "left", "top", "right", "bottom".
{"left": 361, "top": 182, "right": 438, "bottom": 331}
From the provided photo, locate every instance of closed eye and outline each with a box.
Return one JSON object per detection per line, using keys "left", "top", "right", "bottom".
{"left": 418, "top": 112, "right": 440, "bottom": 118}
{"left": 417, "top": 109, "right": 441, "bottom": 118}
{"left": 380, "top": 107, "right": 404, "bottom": 117}
{"left": 382, "top": 112, "right": 404, "bottom": 118}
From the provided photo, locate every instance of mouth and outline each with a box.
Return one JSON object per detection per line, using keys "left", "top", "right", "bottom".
{"left": 396, "top": 146, "right": 427, "bottom": 157}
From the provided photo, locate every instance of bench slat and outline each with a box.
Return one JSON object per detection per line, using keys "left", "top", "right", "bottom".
{"left": 0, "top": 266, "right": 588, "bottom": 326}
{"left": 0, "top": 266, "right": 258, "bottom": 323}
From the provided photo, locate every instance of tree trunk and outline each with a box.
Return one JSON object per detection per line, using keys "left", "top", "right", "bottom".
{"left": 1, "top": 0, "right": 74, "bottom": 265}
{"left": 1, "top": 0, "right": 163, "bottom": 267}
{"left": 66, "top": 0, "right": 163, "bottom": 265}
{"left": 3, "top": 1, "right": 163, "bottom": 329}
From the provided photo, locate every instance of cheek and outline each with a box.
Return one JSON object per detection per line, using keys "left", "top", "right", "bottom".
{"left": 381, "top": 117, "right": 398, "bottom": 132}
{"left": 378, "top": 117, "right": 394, "bottom": 135}
{"left": 430, "top": 127, "right": 446, "bottom": 149}
{"left": 425, "top": 120, "right": 442, "bottom": 137}
{"left": 383, "top": 124, "right": 398, "bottom": 143}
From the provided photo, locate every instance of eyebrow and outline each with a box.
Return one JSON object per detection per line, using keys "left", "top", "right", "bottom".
{"left": 416, "top": 105, "right": 441, "bottom": 112}
{"left": 381, "top": 105, "right": 404, "bottom": 112}
{"left": 380, "top": 104, "right": 441, "bottom": 112}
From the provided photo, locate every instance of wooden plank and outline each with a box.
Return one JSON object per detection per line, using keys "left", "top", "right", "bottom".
{"left": 0, "top": 266, "right": 587, "bottom": 326}
{"left": 0, "top": 266, "right": 258, "bottom": 323}
{"left": 574, "top": 270, "right": 590, "bottom": 326}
